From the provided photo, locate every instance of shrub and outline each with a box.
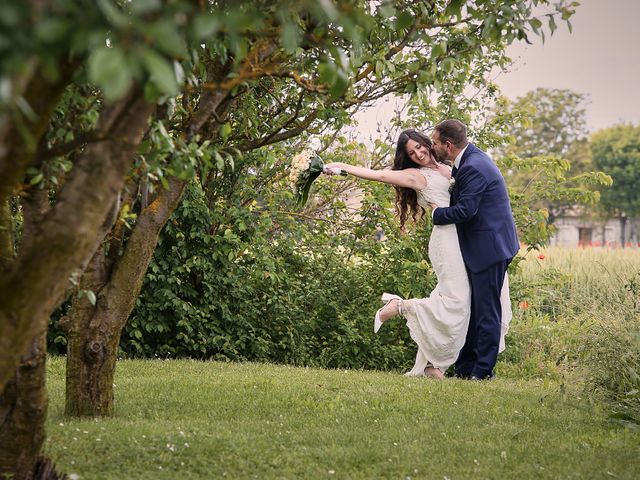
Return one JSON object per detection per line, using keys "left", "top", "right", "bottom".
{"left": 121, "top": 179, "right": 436, "bottom": 372}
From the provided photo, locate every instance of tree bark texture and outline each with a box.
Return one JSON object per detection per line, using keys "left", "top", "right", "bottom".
{"left": 0, "top": 89, "right": 155, "bottom": 393}
{"left": 0, "top": 199, "right": 14, "bottom": 273}
{"left": 64, "top": 177, "right": 187, "bottom": 417}
{"left": 0, "top": 333, "right": 48, "bottom": 480}
{"left": 0, "top": 170, "right": 51, "bottom": 480}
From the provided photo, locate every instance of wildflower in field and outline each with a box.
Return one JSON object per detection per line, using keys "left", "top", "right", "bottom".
{"left": 537, "top": 253, "right": 545, "bottom": 260}
{"left": 518, "top": 300, "right": 530, "bottom": 310}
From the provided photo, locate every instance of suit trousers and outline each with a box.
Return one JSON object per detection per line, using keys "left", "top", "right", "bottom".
{"left": 455, "top": 259, "right": 510, "bottom": 379}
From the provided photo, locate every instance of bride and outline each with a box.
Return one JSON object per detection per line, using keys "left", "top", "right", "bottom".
{"left": 324, "top": 129, "right": 510, "bottom": 380}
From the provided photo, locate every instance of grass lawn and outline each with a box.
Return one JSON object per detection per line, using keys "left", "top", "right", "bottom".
{"left": 44, "top": 357, "right": 639, "bottom": 480}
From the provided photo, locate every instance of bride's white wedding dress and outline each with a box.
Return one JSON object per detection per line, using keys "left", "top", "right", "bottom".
{"left": 401, "top": 168, "right": 511, "bottom": 376}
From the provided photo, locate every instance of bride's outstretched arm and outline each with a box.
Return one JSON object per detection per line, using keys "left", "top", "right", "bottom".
{"left": 324, "top": 162, "right": 425, "bottom": 190}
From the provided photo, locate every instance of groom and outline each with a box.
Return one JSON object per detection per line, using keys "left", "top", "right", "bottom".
{"left": 430, "top": 120, "right": 519, "bottom": 380}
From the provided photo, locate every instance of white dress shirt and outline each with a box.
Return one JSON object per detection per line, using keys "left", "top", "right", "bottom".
{"left": 453, "top": 143, "right": 469, "bottom": 169}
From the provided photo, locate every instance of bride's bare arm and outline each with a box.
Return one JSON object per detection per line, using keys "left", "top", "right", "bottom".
{"left": 324, "top": 162, "right": 426, "bottom": 190}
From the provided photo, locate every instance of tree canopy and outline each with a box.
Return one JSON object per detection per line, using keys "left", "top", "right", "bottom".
{"left": 591, "top": 123, "right": 640, "bottom": 238}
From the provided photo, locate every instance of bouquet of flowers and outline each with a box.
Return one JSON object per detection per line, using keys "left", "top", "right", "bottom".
{"left": 289, "top": 150, "right": 346, "bottom": 206}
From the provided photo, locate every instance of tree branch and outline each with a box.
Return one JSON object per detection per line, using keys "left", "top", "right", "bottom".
{"left": 39, "top": 130, "right": 110, "bottom": 161}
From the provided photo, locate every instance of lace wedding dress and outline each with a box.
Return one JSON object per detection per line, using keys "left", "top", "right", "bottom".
{"left": 401, "top": 168, "right": 512, "bottom": 376}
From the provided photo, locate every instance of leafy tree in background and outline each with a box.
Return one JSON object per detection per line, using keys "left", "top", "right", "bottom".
{"left": 499, "top": 88, "right": 590, "bottom": 159}
{"left": 591, "top": 124, "right": 640, "bottom": 246}
{"left": 494, "top": 88, "right": 601, "bottom": 221}
{"left": 0, "top": 0, "right": 579, "bottom": 477}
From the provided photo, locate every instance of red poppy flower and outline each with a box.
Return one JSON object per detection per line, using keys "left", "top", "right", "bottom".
{"left": 518, "top": 300, "right": 530, "bottom": 310}
{"left": 537, "top": 254, "right": 545, "bottom": 260}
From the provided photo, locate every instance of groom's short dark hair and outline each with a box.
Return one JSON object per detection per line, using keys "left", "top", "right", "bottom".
{"left": 435, "top": 120, "right": 467, "bottom": 148}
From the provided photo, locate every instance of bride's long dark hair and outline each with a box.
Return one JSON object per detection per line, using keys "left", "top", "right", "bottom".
{"left": 392, "top": 129, "right": 436, "bottom": 230}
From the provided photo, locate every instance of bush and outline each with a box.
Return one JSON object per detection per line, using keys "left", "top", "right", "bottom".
{"left": 121, "top": 179, "right": 436, "bottom": 372}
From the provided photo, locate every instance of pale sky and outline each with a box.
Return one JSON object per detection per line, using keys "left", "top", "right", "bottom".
{"left": 497, "top": 0, "right": 640, "bottom": 132}
{"left": 354, "top": 0, "right": 640, "bottom": 140}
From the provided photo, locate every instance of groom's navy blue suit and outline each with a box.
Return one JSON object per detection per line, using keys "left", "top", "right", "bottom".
{"left": 433, "top": 143, "right": 519, "bottom": 379}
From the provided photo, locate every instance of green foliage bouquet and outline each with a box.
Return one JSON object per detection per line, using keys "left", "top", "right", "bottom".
{"left": 289, "top": 150, "right": 345, "bottom": 205}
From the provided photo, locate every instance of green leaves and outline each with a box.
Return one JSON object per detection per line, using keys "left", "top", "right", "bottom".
{"left": 431, "top": 40, "right": 448, "bottom": 59}
{"left": 130, "top": 0, "right": 162, "bottom": 15}
{"left": 139, "top": 47, "right": 179, "bottom": 97}
{"left": 445, "top": 0, "right": 465, "bottom": 21}
{"left": 529, "top": 17, "right": 543, "bottom": 34}
{"left": 318, "top": 60, "right": 349, "bottom": 98}
{"left": 395, "top": 11, "right": 413, "bottom": 30}
{"left": 280, "top": 19, "right": 300, "bottom": 54}
{"left": 97, "top": 0, "right": 129, "bottom": 29}
{"left": 193, "top": 13, "right": 222, "bottom": 40}
{"left": 591, "top": 124, "right": 640, "bottom": 217}
{"left": 145, "top": 19, "right": 188, "bottom": 58}
{"left": 88, "top": 43, "right": 182, "bottom": 102}
{"left": 220, "top": 123, "right": 232, "bottom": 141}
{"left": 88, "top": 46, "right": 131, "bottom": 102}
{"left": 29, "top": 173, "right": 44, "bottom": 186}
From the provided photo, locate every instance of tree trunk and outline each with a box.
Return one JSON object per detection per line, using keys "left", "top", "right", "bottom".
{"left": 65, "top": 177, "right": 187, "bottom": 417}
{"left": 0, "top": 182, "right": 60, "bottom": 479}
{"left": 0, "top": 199, "right": 13, "bottom": 280}
{"left": 0, "top": 184, "right": 50, "bottom": 477}
{"left": 0, "top": 333, "right": 48, "bottom": 480}
{"left": 620, "top": 215, "right": 627, "bottom": 248}
{"left": 0, "top": 89, "right": 155, "bottom": 393}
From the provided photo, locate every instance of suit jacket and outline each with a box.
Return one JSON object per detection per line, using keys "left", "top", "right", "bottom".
{"left": 433, "top": 143, "right": 519, "bottom": 273}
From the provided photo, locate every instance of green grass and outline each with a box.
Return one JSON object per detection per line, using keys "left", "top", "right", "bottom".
{"left": 44, "top": 357, "right": 639, "bottom": 479}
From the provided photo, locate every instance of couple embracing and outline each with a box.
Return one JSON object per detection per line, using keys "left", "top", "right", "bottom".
{"left": 325, "top": 120, "right": 519, "bottom": 381}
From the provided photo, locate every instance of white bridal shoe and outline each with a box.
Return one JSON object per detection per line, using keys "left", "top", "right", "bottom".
{"left": 374, "top": 293, "right": 403, "bottom": 333}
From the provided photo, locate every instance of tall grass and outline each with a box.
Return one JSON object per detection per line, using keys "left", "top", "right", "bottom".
{"left": 505, "top": 247, "right": 640, "bottom": 426}
{"left": 519, "top": 246, "right": 640, "bottom": 307}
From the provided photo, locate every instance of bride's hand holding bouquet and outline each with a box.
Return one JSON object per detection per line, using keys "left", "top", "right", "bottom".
{"left": 323, "top": 162, "right": 349, "bottom": 175}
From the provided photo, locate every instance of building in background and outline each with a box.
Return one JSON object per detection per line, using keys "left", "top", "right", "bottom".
{"left": 550, "top": 208, "right": 639, "bottom": 247}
